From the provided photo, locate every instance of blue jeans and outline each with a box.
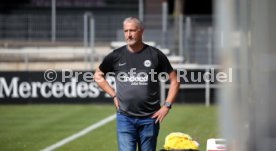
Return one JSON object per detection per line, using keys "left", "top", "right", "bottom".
{"left": 116, "top": 112, "right": 160, "bottom": 151}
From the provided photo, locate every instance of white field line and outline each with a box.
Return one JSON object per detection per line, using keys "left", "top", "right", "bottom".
{"left": 41, "top": 114, "right": 116, "bottom": 151}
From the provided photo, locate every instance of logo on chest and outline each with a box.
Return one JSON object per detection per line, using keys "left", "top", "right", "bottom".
{"left": 118, "top": 62, "right": 126, "bottom": 66}
{"left": 144, "top": 60, "right": 152, "bottom": 67}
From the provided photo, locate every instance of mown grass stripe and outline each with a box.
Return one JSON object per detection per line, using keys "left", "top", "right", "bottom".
{"left": 41, "top": 114, "right": 116, "bottom": 151}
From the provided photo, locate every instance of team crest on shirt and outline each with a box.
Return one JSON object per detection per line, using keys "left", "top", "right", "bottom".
{"left": 144, "top": 60, "right": 151, "bottom": 67}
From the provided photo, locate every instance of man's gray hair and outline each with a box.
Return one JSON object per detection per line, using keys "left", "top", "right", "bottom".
{"left": 123, "top": 17, "right": 144, "bottom": 30}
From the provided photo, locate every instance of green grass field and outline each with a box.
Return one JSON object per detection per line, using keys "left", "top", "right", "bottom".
{"left": 0, "top": 104, "right": 219, "bottom": 151}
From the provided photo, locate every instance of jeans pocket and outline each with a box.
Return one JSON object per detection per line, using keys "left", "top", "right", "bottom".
{"left": 140, "top": 118, "right": 159, "bottom": 137}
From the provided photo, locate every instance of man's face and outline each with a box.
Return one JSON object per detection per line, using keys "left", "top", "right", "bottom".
{"left": 123, "top": 21, "right": 143, "bottom": 46}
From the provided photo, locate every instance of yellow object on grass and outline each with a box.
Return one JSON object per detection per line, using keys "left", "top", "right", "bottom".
{"left": 163, "top": 132, "right": 199, "bottom": 150}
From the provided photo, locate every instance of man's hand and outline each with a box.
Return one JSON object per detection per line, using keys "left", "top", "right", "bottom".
{"left": 113, "top": 97, "right": 119, "bottom": 110}
{"left": 151, "top": 106, "right": 170, "bottom": 123}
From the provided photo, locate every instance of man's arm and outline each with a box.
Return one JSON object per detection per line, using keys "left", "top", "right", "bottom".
{"left": 151, "top": 70, "right": 180, "bottom": 123}
{"left": 94, "top": 67, "right": 118, "bottom": 109}
{"left": 164, "top": 70, "right": 180, "bottom": 105}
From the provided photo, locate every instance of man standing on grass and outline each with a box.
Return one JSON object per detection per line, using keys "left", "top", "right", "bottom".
{"left": 94, "top": 17, "right": 179, "bottom": 151}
